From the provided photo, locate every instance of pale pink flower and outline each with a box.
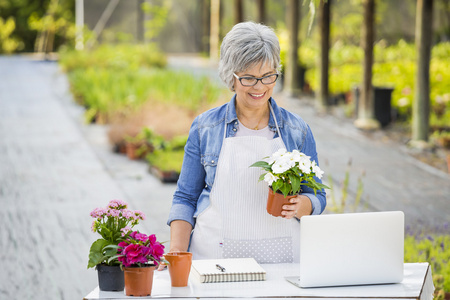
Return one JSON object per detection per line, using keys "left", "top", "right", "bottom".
{"left": 107, "top": 209, "right": 120, "bottom": 217}
{"left": 108, "top": 199, "right": 128, "bottom": 210}
{"left": 121, "top": 226, "right": 132, "bottom": 237}
{"left": 121, "top": 209, "right": 134, "bottom": 219}
{"left": 134, "top": 210, "right": 146, "bottom": 221}
{"left": 91, "top": 221, "right": 97, "bottom": 232}
{"left": 90, "top": 208, "right": 106, "bottom": 219}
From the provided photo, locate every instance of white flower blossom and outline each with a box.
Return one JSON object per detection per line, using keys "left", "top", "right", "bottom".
{"left": 251, "top": 149, "right": 329, "bottom": 197}
{"left": 263, "top": 172, "right": 278, "bottom": 186}
{"left": 272, "top": 159, "right": 291, "bottom": 174}
{"left": 267, "top": 148, "right": 287, "bottom": 164}
{"left": 311, "top": 161, "right": 324, "bottom": 179}
{"left": 298, "top": 155, "right": 312, "bottom": 174}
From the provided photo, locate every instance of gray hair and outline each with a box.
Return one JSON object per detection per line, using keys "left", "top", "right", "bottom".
{"left": 218, "top": 22, "right": 281, "bottom": 91}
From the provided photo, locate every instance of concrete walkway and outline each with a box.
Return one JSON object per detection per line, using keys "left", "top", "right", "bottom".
{"left": 0, "top": 56, "right": 174, "bottom": 299}
{"left": 0, "top": 55, "right": 448, "bottom": 299}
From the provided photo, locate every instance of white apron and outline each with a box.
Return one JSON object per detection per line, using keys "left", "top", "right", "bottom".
{"left": 189, "top": 106, "right": 300, "bottom": 264}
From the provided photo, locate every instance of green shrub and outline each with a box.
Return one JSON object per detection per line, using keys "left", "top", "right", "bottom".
{"left": 297, "top": 41, "right": 450, "bottom": 127}
{"left": 146, "top": 148, "right": 185, "bottom": 173}
{"left": 59, "top": 43, "right": 167, "bottom": 72}
{"left": 404, "top": 232, "right": 450, "bottom": 299}
{"left": 66, "top": 66, "right": 223, "bottom": 123}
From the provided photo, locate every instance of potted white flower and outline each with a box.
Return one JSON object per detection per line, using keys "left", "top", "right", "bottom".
{"left": 250, "top": 149, "right": 330, "bottom": 217}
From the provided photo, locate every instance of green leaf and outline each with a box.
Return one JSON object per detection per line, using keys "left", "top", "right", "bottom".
{"left": 87, "top": 239, "right": 110, "bottom": 269}
{"left": 280, "top": 182, "right": 291, "bottom": 197}
{"left": 103, "top": 244, "right": 121, "bottom": 250}
{"left": 107, "top": 254, "right": 122, "bottom": 264}
{"left": 258, "top": 173, "right": 266, "bottom": 182}
{"left": 289, "top": 174, "right": 301, "bottom": 195}
{"left": 272, "top": 180, "right": 283, "bottom": 193}
{"left": 249, "top": 161, "right": 270, "bottom": 169}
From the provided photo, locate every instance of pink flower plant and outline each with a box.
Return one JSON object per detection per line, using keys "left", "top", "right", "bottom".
{"left": 111, "top": 231, "right": 167, "bottom": 268}
{"left": 88, "top": 200, "right": 146, "bottom": 269}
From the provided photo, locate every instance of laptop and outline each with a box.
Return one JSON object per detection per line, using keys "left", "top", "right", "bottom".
{"left": 286, "top": 211, "right": 404, "bottom": 288}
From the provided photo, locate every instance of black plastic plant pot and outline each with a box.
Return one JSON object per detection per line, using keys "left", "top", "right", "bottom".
{"left": 373, "top": 87, "right": 394, "bottom": 127}
{"left": 97, "top": 264, "right": 125, "bottom": 291}
{"left": 353, "top": 86, "right": 394, "bottom": 127}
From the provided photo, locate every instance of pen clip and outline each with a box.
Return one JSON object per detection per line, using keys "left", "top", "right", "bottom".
{"left": 216, "top": 264, "right": 226, "bottom": 272}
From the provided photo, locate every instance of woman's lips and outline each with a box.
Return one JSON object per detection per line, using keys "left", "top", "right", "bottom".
{"left": 249, "top": 92, "right": 266, "bottom": 99}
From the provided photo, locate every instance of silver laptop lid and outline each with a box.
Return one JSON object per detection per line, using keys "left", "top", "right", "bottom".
{"left": 299, "top": 211, "right": 404, "bottom": 288}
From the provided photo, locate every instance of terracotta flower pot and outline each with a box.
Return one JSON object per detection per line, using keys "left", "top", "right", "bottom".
{"left": 125, "top": 142, "right": 140, "bottom": 160}
{"left": 165, "top": 252, "right": 192, "bottom": 287}
{"left": 123, "top": 265, "right": 155, "bottom": 296}
{"left": 266, "top": 188, "right": 297, "bottom": 217}
{"left": 96, "top": 264, "right": 124, "bottom": 291}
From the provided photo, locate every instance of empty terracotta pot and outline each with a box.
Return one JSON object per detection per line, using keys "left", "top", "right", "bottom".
{"left": 266, "top": 188, "right": 297, "bottom": 217}
{"left": 165, "top": 252, "right": 192, "bottom": 287}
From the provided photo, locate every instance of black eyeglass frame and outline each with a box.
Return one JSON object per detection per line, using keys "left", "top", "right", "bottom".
{"left": 233, "top": 73, "right": 279, "bottom": 87}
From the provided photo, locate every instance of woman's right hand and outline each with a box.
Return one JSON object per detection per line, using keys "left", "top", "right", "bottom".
{"left": 158, "top": 220, "right": 193, "bottom": 271}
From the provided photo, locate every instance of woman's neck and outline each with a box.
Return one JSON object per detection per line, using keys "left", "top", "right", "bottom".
{"left": 236, "top": 102, "right": 270, "bottom": 130}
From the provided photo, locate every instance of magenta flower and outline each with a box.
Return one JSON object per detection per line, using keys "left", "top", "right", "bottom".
{"left": 116, "top": 231, "right": 166, "bottom": 267}
{"left": 151, "top": 242, "right": 165, "bottom": 261}
{"left": 134, "top": 232, "right": 148, "bottom": 242}
{"left": 148, "top": 234, "right": 157, "bottom": 244}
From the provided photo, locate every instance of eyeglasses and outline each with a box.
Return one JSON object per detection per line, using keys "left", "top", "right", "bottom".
{"left": 233, "top": 73, "right": 279, "bottom": 87}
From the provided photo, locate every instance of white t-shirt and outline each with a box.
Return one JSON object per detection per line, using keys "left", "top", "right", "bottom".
{"left": 234, "top": 121, "right": 274, "bottom": 139}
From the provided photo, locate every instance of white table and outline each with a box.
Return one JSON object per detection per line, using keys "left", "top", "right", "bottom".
{"left": 83, "top": 263, "right": 434, "bottom": 300}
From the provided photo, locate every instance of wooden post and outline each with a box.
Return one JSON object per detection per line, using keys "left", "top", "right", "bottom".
{"left": 284, "top": 0, "right": 301, "bottom": 96}
{"left": 210, "top": 0, "right": 220, "bottom": 61}
{"left": 354, "top": 0, "right": 380, "bottom": 130}
{"left": 257, "top": 0, "right": 265, "bottom": 24}
{"left": 201, "top": 0, "right": 211, "bottom": 53}
{"left": 234, "top": 0, "right": 244, "bottom": 24}
{"left": 411, "top": 0, "right": 433, "bottom": 147}
{"left": 75, "top": 0, "right": 84, "bottom": 50}
{"left": 137, "top": 0, "right": 145, "bottom": 43}
{"left": 318, "top": 0, "right": 331, "bottom": 112}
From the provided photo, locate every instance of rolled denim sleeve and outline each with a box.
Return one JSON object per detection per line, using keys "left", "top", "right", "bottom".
{"left": 167, "top": 117, "right": 206, "bottom": 227}
{"left": 299, "top": 125, "right": 327, "bottom": 215}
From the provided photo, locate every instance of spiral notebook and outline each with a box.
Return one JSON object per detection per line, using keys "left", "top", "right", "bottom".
{"left": 191, "top": 258, "right": 266, "bottom": 283}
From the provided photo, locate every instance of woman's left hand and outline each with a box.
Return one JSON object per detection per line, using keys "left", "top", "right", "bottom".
{"left": 281, "top": 195, "right": 313, "bottom": 219}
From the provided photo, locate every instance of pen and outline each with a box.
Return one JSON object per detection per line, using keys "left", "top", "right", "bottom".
{"left": 216, "top": 264, "right": 226, "bottom": 272}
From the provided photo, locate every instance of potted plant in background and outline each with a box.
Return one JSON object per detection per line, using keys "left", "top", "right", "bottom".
{"left": 88, "top": 200, "right": 146, "bottom": 291}
{"left": 107, "top": 231, "right": 167, "bottom": 296}
{"left": 250, "top": 149, "right": 330, "bottom": 217}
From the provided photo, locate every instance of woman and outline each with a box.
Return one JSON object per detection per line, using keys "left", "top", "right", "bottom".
{"left": 166, "top": 22, "right": 326, "bottom": 264}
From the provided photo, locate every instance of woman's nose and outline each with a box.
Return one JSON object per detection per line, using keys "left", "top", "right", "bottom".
{"left": 253, "top": 80, "right": 265, "bottom": 89}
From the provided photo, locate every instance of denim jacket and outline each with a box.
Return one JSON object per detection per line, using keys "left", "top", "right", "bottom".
{"left": 167, "top": 96, "right": 326, "bottom": 227}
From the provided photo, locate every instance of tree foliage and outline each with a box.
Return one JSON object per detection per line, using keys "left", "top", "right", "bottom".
{"left": 0, "top": 0, "right": 74, "bottom": 52}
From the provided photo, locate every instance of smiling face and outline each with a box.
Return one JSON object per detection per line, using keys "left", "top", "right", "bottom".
{"left": 234, "top": 61, "right": 277, "bottom": 111}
